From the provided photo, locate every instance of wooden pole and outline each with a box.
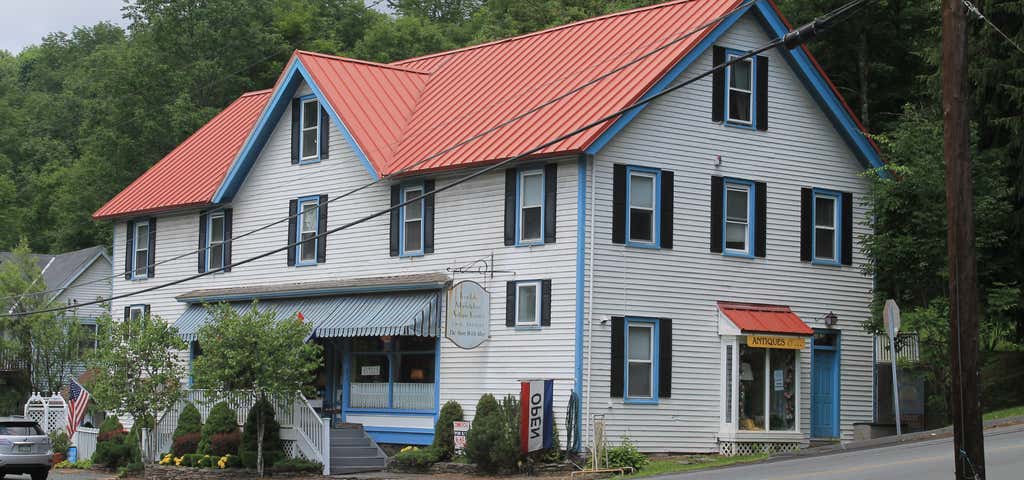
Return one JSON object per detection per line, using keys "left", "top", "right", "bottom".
{"left": 942, "top": 0, "right": 985, "bottom": 478}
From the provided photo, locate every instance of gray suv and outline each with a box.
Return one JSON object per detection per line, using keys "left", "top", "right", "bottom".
{"left": 0, "top": 418, "right": 52, "bottom": 480}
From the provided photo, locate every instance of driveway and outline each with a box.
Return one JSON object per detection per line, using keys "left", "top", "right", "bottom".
{"left": 6, "top": 469, "right": 114, "bottom": 480}
{"left": 656, "top": 424, "right": 1024, "bottom": 479}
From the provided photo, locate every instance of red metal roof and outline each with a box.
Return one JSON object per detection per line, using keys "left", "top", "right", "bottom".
{"left": 717, "top": 301, "right": 813, "bottom": 336}
{"left": 93, "top": 90, "right": 271, "bottom": 219}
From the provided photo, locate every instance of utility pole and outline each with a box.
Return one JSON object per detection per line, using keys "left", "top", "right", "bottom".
{"left": 942, "top": 0, "right": 985, "bottom": 479}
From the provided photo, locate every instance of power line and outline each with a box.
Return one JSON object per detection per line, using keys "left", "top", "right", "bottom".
{"left": 0, "top": 0, "right": 754, "bottom": 305}
{"left": 2, "top": 0, "right": 868, "bottom": 318}
{"left": 964, "top": 0, "right": 1024, "bottom": 56}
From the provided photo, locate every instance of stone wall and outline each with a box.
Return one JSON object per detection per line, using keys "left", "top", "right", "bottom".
{"left": 143, "top": 465, "right": 314, "bottom": 479}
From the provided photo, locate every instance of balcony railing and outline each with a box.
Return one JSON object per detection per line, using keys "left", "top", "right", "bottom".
{"left": 875, "top": 333, "right": 920, "bottom": 364}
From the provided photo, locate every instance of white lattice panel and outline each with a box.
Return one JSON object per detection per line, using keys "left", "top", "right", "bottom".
{"left": 23, "top": 392, "right": 68, "bottom": 434}
{"left": 718, "top": 440, "right": 799, "bottom": 456}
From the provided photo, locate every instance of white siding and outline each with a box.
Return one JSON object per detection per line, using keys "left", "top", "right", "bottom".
{"left": 582, "top": 13, "right": 874, "bottom": 452}
{"left": 57, "top": 255, "right": 112, "bottom": 320}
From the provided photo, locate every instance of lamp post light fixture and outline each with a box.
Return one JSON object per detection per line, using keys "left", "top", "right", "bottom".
{"left": 823, "top": 311, "right": 839, "bottom": 328}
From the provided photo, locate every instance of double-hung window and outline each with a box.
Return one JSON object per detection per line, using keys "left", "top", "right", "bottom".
{"left": 297, "top": 197, "right": 320, "bottom": 265}
{"left": 207, "top": 212, "right": 226, "bottom": 271}
{"left": 401, "top": 185, "right": 424, "bottom": 256}
{"left": 515, "top": 281, "right": 541, "bottom": 327}
{"left": 625, "top": 318, "right": 657, "bottom": 402}
{"left": 128, "top": 305, "right": 146, "bottom": 321}
{"left": 518, "top": 169, "right": 544, "bottom": 245}
{"left": 726, "top": 54, "right": 754, "bottom": 125}
{"left": 813, "top": 191, "right": 841, "bottom": 264}
{"left": 300, "top": 97, "right": 320, "bottom": 163}
{"left": 132, "top": 222, "right": 150, "bottom": 279}
{"left": 627, "top": 167, "right": 659, "bottom": 246}
{"left": 724, "top": 180, "right": 753, "bottom": 256}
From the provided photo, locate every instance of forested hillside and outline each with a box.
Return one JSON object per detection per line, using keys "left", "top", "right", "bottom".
{"left": 0, "top": 0, "right": 1021, "bottom": 420}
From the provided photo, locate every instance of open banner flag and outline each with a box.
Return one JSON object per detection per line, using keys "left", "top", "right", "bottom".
{"left": 520, "top": 379, "right": 554, "bottom": 454}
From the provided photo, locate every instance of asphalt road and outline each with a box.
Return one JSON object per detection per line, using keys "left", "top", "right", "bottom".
{"left": 660, "top": 424, "right": 1024, "bottom": 480}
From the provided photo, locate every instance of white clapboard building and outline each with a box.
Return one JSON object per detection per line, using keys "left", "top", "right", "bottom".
{"left": 93, "top": 0, "right": 881, "bottom": 456}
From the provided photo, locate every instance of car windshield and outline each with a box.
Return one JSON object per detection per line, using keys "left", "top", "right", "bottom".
{"left": 0, "top": 422, "right": 44, "bottom": 435}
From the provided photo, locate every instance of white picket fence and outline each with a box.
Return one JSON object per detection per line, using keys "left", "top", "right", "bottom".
{"left": 71, "top": 427, "right": 98, "bottom": 461}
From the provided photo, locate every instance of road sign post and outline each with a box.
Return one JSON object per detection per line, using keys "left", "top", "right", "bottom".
{"left": 884, "top": 299, "right": 902, "bottom": 436}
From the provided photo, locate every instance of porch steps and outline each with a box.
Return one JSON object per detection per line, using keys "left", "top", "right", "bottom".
{"left": 329, "top": 424, "right": 387, "bottom": 474}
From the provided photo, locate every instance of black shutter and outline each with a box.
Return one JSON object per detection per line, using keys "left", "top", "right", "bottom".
{"left": 389, "top": 185, "right": 401, "bottom": 256}
{"left": 540, "top": 279, "right": 552, "bottom": 327}
{"left": 544, "top": 164, "right": 557, "bottom": 244}
{"left": 710, "top": 176, "right": 723, "bottom": 253}
{"left": 660, "top": 170, "right": 674, "bottom": 249}
{"left": 319, "top": 105, "right": 330, "bottom": 160}
{"left": 712, "top": 46, "right": 726, "bottom": 122}
{"left": 291, "top": 98, "right": 301, "bottom": 164}
{"left": 124, "top": 220, "right": 134, "bottom": 280}
{"left": 287, "top": 199, "right": 298, "bottom": 266}
{"left": 504, "top": 169, "right": 516, "bottom": 246}
{"left": 756, "top": 55, "right": 769, "bottom": 131}
{"left": 842, "top": 191, "right": 853, "bottom": 265}
{"left": 144, "top": 305, "right": 151, "bottom": 318}
{"left": 658, "top": 318, "right": 672, "bottom": 398}
{"left": 610, "top": 316, "right": 625, "bottom": 398}
{"left": 612, "top": 164, "right": 626, "bottom": 244}
{"left": 800, "top": 188, "right": 812, "bottom": 262}
{"left": 147, "top": 218, "right": 156, "bottom": 278}
{"left": 755, "top": 181, "right": 767, "bottom": 258}
{"left": 424, "top": 180, "right": 435, "bottom": 254}
{"left": 317, "top": 194, "right": 328, "bottom": 263}
{"left": 123, "top": 306, "right": 130, "bottom": 321}
{"left": 222, "top": 209, "right": 233, "bottom": 272}
{"left": 198, "top": 213, "right": 208, "bottom": 273}
{"left": 505, "top": 282, "right": 516, "bottom": 327}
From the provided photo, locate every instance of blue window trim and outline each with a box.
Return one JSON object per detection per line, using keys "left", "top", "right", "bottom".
{"left": 399, "top": 183, "right": 426, "bottom": 257}
{"left": 723, "top": 48, "right": 758, "bottom": 130}
{"left": 341, "top": 337, "right": 440, "bottom": 416}
{"left": 623, "top": 317, "right": 659, "bottom": 404}
{"left": 811, "top": 329, "right": 842, "bottom": 438}
{"left": 510, "top": 279, "right": 544, "bottom": 329}
{"left": 811, "top": 188, "right": 843, "bottom": 266}
{"left": 722, "top": 178, "right": 756, "bottom": 258}
{"left": 130, "top": 220, "right": 150, "bottom": 280}
{"left": 205, "top": 210, "right": 227, "bottom": 272}
{"left": 297, "top": 94, "right": 321, "bottom": 165}
{"left": 515, "top": 166, "right": 546, "bottom": 247}
{"left": 625, "top": 166, "right": 661, "bottom": 249}
{"left": 294, "top": 195, "right": 321, "bottom": 267}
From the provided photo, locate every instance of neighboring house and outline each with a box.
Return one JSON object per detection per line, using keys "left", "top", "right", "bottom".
{"left": 93, "top": 0, "right": 882, "bottom": 456}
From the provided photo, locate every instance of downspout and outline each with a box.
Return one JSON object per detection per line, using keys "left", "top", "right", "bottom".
{"left": 584, "top": 153, "right": 596, "bottom": 453}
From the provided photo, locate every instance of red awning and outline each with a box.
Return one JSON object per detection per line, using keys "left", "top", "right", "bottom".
{"left": 718, "top": 301, "right": 813, "bottom": 336}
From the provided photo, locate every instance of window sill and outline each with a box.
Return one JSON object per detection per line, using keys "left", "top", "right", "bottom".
{"left": 345, "top": 408, "right": 435, "bottom": 416}
{"left": 810, "top": 259, "right": 842, "bottom": 267}
{"left": 513, "top": 325, "right": 543, "bottom": 331}
{"left": 718, "top": 430, "right": 803, "bottom": 442}
{"left": 624, "top": 241, "right": 660, "bottom": 250}
{"left": 515, "top": 240, "right": 545, "bottom": 247}
{"left": 623, "top": 397, "right": 659, "bottom": 405}
{"left": 399, "top": 251, "right": 425, "bottom": 258}
{"left": 298, "top": 158, "right": 321, "bottom": 165}
{"left": 723, "top": 120, "right": 757, "bottom": 131}
{"left": 723, "top": 250, "right": 755, "bottom": 259}
{"left": 294, "top": 261, "right": 320, "bottom": 268}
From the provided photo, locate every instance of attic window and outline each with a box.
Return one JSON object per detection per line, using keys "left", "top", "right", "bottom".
{"left": 301, "top": 98, "right": 320, "bottom": 162}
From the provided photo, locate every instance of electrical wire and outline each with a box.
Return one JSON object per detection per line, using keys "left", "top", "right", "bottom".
{"left": 964, "top": 0, "right": 1024, "bottom": 56}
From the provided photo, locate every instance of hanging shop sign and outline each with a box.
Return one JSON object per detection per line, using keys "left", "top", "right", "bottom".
{"left": 520, "top": 379, "right": 554, "bottom": 454}
{"left": 446, "top": 280, "right": 490, "bottom": 349}
{"left": 453, "top": 421, "right": 470, "bottom": 455}
{"left": 747, "top": 335, "right": 805, "bottom": 350}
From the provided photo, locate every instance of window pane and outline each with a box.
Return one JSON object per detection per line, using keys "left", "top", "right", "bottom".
{"left": 769, "top": 348, "right": 796, "bottom": 431}
{"left": 627, "top": 363, "right": 652, "bottom": 398}
{"left": 726, "top": 188, "right": 748, "bottom": 221}
{"left": 399, "top": 336, "right": 436, "bottom": 352}
{"left": 739, "top": 344, "right": 765, "bottom": 430}
{"left": 522, "top": 172, "right": 543, "bottom": 206}
{"left": 351, "top": 354, "right": 389, "bottom": 409}
{"left": 815, "top": 228, "right": 835, "bottom": 260}
{"left": 302, "top": 129, "right": 317, "bottom": 158}
{"left": 730, "top": 60, "right": 752, "bottom": 90}
{"left": 725, "top": 223, "right": 747, "bottom": 250}
{"left": 405, "top": 220, "right": 422, "bottom": 252}
{"left": 629, "top": 174, "right": 654, "bottom": 209}
{"left": 136, "top": 225, "right": 149, "bottom": 250}
{"left": 300, "top": 232, "right": 316, "bottom": 261}
{"left": 352, "top": 336, "right": 387, "bottom": 352}
{"left": 729, "top": 91, "right": 751, "bottom": 121}
{"left": 628, "top": 325, "right": 651, "bottom": 360}
{"left": 521, "top": 206, "right": 542, "bottom": 241}
{"left": 210, "top": 216, "right": 224, "bottom": 242}
{"left": 209, "top": 244, "right": 224, "bottom": 270}
{"left": 302, "top": 203, "right": 318, "bottom": 231}
{"left": 404, "top": 190, "right": 423, "bottom": 220}
{"left": 725, "top": 345, "right": 734, "bottom": 423}
{"left": 135, "top": 251, "right": 147, "bottom": 275}
{"left": 815, "top": 197, "right": 835, "bottom": 227}
{"left": 396, "top": 353, "right": 435, "bottom": 383}
{"left": 517, "top": 284, "right": 537, "bottom": 325}
{"left": 629, "top": 209, "right": 653, "bottom": 242}
{"left": 302, "top": 101, "right": 319, "bottom": 128}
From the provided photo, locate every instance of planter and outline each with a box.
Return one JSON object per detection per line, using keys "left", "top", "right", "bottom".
{"left": 51, "top": 453, "right": 65, "bottom": 465}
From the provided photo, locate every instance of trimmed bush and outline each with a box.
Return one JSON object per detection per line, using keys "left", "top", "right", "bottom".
{"left": 93, "top": 417, "right": 137, "bottom": 469}
{"left": 171, "top": 431, "right": 201, "bottom": 456}
{"left": 209, "top": 431, "right": 241, "bottom": 457}
{"left": 182, "top": 453, "right": 204, "bottom": 467}
{"left": 432, "top": 400, "right": 464, "bottom": 460}
{"left": 475, "top": 393, "right": 499, "bottom": 419}
{"left": 466, "top": 394, "right": 520, "bottom": 474}
{"left": 173, "top": 403, "right": 202, "bottom": 442}
{"left": 391, "top": 446, "right": 442, "bottom": 472}
{"left": 240, "top": 397, "right": 284, "bottom": 469}
{"left": 268, "top": 457, "right": 323, "bottom": 473}
{"left": 198, "top": 402, "right": 238, "bottom": 454}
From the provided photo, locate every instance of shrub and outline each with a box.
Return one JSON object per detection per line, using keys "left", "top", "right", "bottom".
{"left": 182, "top": 453, "right": 205, "bottom": 467}
{"left": 173, "top": 403, "right": 202, "bottom": 442}
{"left": 475, "top": 393, "right": 500, "bottom": 419}
{"left": 98, "top": 416, "right": 123, "bottom": 434}
{"left": 197, "top": 454, "right": 217, "bottom": 468}
{"left": 117, "top": 462, "right": 144, "bottom": 478}
{"left": 432, "top": 400, "right": 464, "bottom": 460}
{"left": 210, "top": 431, "right": 241, "bottom": 456}
{"left": 198, "top": 402, "right": 238, "bottom": 454}
{"left": 94, "top": 417, "right": 137, "bottom": 469}
{"left": 466, "top": 393, "right": 519, "bottom": 474}
{"left": 391, "top": 446, "right": 442, "bottom": 472}
{"left": 171, "top": 431, "right": 201, "bottom": 456}
{"left": 605, "top": 438, "right": 648, "bottom": 472}
{"left": 49, "top": 431, "right": 70, "bottom": 455}
{"left": 240, "top": 397, "right": 283, "bottom": 469}
{"left": 268, "top": 457, "right": 323, "bottom": 473}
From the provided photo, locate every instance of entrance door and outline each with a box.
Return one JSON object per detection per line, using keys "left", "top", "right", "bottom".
{"left": 811, "top": 332, "right": 839, "bottom": 438}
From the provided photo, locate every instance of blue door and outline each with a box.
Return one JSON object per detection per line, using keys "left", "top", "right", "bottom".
{"left": 811, "top": 333, "right": 839, "bottom": 438}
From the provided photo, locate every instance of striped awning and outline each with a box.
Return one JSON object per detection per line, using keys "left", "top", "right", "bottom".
{"left": 173, "top": 291, "right": 440, "bottom": 341}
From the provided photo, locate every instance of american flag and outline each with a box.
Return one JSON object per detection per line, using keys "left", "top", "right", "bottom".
{"left": 66, "top": 379, "right": 90, "bottom": 437}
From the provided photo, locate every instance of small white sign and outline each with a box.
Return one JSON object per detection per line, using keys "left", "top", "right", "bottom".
{"left": 773, "top": 369, "right": 784, "bottom": 391}
{"left": 453, "top": 421, "right": 470, "bottom": 455}
{"left": 446, "top": 281, "right": 491, "bottom": 349}
{"left": 361, "top": 365, "right": 381, "bottom": 377}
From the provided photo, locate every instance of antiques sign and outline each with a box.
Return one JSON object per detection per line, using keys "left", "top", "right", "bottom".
{"left": 446, "top": 280, "right": 490, "bottom": 349}
{"left": 747, "top": 335, "right": 805, "bottom": 350}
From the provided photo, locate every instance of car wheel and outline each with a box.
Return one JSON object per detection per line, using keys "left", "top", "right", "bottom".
{"left": 30, "top": 469, "right": 48, "bottom": 480}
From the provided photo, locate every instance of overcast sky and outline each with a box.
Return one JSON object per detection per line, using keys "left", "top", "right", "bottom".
{"left": 1, "top": 0, "right": 127, "bottom": 54}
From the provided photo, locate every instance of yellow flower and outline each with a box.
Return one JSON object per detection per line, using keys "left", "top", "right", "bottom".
{"left": 174, "top": 456, "right": 184, "bottom": 466}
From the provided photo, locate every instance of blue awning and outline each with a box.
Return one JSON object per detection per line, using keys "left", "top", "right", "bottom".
{"left": 173, "top": 291, "right": 440, "bottom": 341}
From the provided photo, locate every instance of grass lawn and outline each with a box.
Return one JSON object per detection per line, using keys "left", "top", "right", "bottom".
{"left": 623, "top": 454, "right": 767, "bottom": 478}
{"left": 983, "top": 405, "right": 1024, "bottom": 421}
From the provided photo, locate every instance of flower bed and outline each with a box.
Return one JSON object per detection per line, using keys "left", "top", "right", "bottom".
{"left": 144, "top": 465, "right": 318, "bottom": 480}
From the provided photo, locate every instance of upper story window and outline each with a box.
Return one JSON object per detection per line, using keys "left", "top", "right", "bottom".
{"left": 612, "top": 164, "right": 674, "bottom": 249}
{"left": 124, "top": 219, "right": 156, "bottom": 280}
{"left": 712, "top": 46, "right": 768, "bottom": 131}
{"left": 298, "top": 198, "right": 319, "bottom": 264}
{"left": 402, "top": 185, "right": 425, "bottom": 256}
{"left": 505, "top": 279, "right": 551, "bottom": 328}
{"left": 124, "top": 304, "right": 148, "bottom": 322}
{"left": 711, "top": 177, "right": 765, "bottom": 258}
{"left": 288, "top": 195, "right": 327, "bottom": 267}
{"left": 133, "top": 222, "right": 150, "bottom": 278}
{"left": 800, "top": 188, "right": 852, "bottom": 266}
{"left": 199, "top": 209, "right": 232, "bottom": 273}
{"left": 208, "top": 212, "right": 226, "bottom": 270}
{"left": 300, "top": 97, "right": 320, "bottom": 162}
{"left": 291, "top": 95, "right": 329, "bottom": 164}
{"left": 391, "top": 181, "right": 434, "bottom": 257}
{"left": 724, "top": 180, "right": 754, "bottom": 256}
{"left": 628, "top": 169, "right": 657, "bottom": 244}
{"left": 504, "top": 165, "right": 557, "bottom": 247}
{"left": 813, "top": 191, "right": 840, "bottom": 263}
